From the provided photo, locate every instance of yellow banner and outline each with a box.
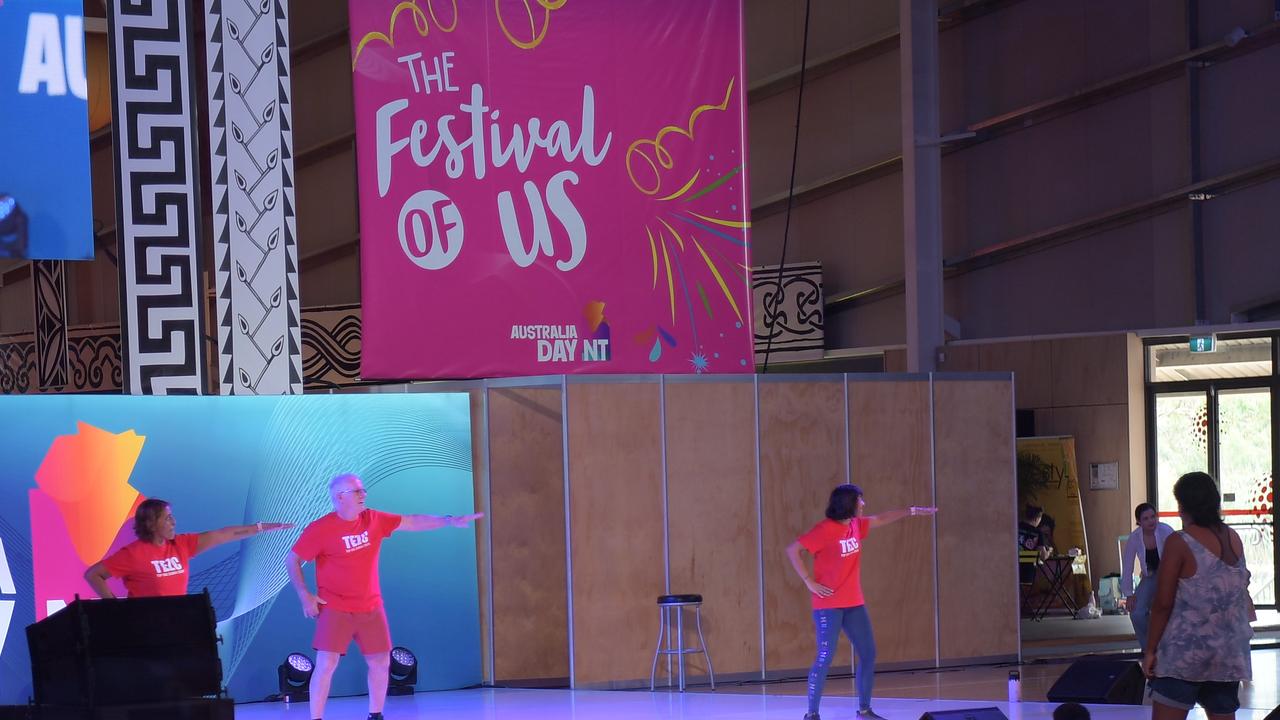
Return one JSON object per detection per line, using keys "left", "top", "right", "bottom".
{"left": 1017, "top": 436, "right": 1091, "bottom": 603}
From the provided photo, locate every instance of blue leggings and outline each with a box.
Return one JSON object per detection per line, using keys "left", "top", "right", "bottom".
{"left": 808, "top": 605, "right": 876, "bottom": 714}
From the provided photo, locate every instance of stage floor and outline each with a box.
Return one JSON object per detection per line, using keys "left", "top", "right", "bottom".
{"left": 228, "top": 688, "right": 1272, "bottom": 720}
{"left": 227, "top": 646, "right": 1280, "bottom": 719}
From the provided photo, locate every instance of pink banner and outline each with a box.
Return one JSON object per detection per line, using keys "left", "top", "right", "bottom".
{"left": 349, "top": 0, "right": 752, "bottom": 379}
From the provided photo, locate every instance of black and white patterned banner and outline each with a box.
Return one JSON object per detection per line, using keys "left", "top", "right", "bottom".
{"left": 106, "top": 0, "right": 208, "bottom": 395}
{"left": 752, "top": 261, "right": 825, "bottom": 363}
{"left": 32, "top": 260, "right": 69, "bottom": 391}
{"left": 205, "top": 0, "right": 301, "bottom": 395}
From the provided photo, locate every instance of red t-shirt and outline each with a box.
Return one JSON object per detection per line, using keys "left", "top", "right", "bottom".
{"left": 798, "top": 517, "right": 872, "bottom": 610}
{"left": 102, "top": 533, "right": 201, "bottom": 598}
{"left": 291, "top": 509, "right": 403, "bottom": 612}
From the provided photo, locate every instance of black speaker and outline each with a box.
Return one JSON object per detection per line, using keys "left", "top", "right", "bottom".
{"left": 1046, "top": 659, "right": 1146, "bottom": 705}
{"left": 26, "top": 594, "right": 222, "bottom": 708}
{"left": 920, "top": 709, "right": 1008, "bottom": 720}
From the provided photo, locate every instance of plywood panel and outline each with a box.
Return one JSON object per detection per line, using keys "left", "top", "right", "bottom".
{"left": 665, "top": 381, "right": 760, "bottom": 679}
{"left": 849, "top": 381, "right": 936, "bottom": 665}
{"left": 568, "top": 382, "right": 665, "bottom": 686}
{"left": 759, "top": 380, "right": 850, "bottom": 672}
{"left": 488, "top": 387, "right": 569, "bottom": 681}
{"left": 980, "top": 340, "right": 1053, "bottom": 410}
{"left": 1051, "top": 334, "right": 1129, "bottom": 407}
{"left": 933, "top": 380, "right": 1018, "bottom": 661}
{"left": 938, "top": 344, "right": 981, "bottom": 372}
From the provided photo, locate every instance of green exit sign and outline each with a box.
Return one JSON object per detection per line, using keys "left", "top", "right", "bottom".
{"left": 1189, "top": 335, "right": 1216, "bottom": 353}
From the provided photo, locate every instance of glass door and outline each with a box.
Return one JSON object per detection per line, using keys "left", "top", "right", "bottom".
{"left": 1148, "top": 334, "right": 1277, "bottom": 608}
{"left": 1218, "top": 388, "right": 1274, "bottom": 604}
{"left": 1151, "top": 386, "right": 1275, "bottom": 606}
{"left": 1153, "top": 391, "right": 1209, "bottom": 514}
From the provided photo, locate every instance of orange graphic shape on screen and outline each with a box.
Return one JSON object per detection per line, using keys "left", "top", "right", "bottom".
{"left": 34, "top": 422, "right": 145, "bottom": 565}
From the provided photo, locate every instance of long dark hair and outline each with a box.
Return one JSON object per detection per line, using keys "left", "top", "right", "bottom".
{"left": 1173, "top": 472, "right": 1223, "bottom": 528}
{"left": 133, "top": 498, "right": 170, "bottom": 541}
{"left": 825, "top": 484, "right": 863, "bottom": 521}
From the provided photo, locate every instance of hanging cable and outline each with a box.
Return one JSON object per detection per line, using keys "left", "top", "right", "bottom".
{"left": 761, "top": 0, "right": 812, "bottom": 373}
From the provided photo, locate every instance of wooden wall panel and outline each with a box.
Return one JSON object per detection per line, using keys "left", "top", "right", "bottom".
{"left": 933, "top": 379, "right": 1018, "bottom": 661}
{"left": 488, "top": 387, "right": 569, "bottom": 681}
{"left": 849, "top": 380, "right": 936, "bottom": 665}
{"left": 567, "top": 382, "right": 665, "bottom": 686}
{"left": 759, "top": 380, "right": 850, "bottom": 671}
{"left": 981, "top": 340, "right": 1053, "bottom": 410}
{"left": 1051, "top": 334, "right": 1129, "bottom": 406}
{"left": 665, "top": 380, "right": 760, "bottom": 679}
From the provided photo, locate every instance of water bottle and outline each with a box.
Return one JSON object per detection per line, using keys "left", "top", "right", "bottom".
{"left": 1008, "top": 670, "right": 1021, "bottom": 703}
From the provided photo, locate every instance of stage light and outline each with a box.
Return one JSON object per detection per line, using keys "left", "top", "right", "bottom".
{"left": 0, "top": 193, "right": 29, "bottom": 259}
{"left": 388, "top": 646, "right": 418, "bottom": 696}
{"left": 274, "top": 651, "right": 314, "bottom": 702}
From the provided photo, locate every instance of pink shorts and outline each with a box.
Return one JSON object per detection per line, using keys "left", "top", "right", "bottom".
{"left": 313, "top": 606, "right": 391, "bottom": 655}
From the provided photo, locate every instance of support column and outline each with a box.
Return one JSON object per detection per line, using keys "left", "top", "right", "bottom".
{"left": 900, "top": 0, "right": 944, "bottom": 372}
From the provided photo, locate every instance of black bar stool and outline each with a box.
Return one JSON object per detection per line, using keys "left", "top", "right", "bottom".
{"left": 649, "top": 594, "right": 715, "bottom": 691}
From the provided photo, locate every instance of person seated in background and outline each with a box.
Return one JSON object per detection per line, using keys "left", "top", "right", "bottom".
{"left": 1038, "top": 512, "right": 1057, "bottom": 553}
{"left": 1019, "top": 504, "right": 1053, "bottom": 561}
{"left": 1121, "top": 502, "right": 1176, "bottom": 651}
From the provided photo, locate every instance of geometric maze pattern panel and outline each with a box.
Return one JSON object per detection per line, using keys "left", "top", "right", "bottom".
{"left": 106, "top": 0, "right": 208, "bottom": 395}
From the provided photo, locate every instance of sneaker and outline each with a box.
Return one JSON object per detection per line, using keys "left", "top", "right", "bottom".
{"left": 857, "top": 710, "right": 888, "bottom": 720}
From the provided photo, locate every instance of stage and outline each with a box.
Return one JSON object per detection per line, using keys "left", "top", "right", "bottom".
{"left": 227, "top": 688, "right": 1271, "bottom": 720}
{"left": 225, "top": 646, "right": 1280, "bottom": 719}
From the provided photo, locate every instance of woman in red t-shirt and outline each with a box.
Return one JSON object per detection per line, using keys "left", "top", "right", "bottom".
{"left": 84, "top": 498, "right": 292, "bottom": 599}
{"left": 785, "top": 484, "right": 937, "bottom": 720}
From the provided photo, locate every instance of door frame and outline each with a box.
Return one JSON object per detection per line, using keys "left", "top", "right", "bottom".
{"left": 1144, "top": 330, "right": 1280, "bottom": 607}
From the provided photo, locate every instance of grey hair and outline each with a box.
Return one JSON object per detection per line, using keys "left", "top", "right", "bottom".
{"left": 328, "top": 473, "right": 361, "bottom": 497}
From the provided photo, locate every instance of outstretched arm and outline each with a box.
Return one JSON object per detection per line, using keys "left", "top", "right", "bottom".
{"left": 785, "top": 540, "right": 833, "bottom": 598}
{"left": 399, "top": 512, "right": 483, "bottom": 531}
{"left": 867, "top": 505, "right": 938, "bottom": 529}
{"left": 195, "top": 521, "right": 294, "bottom": 554}
{"left": 286, "top": 551, "right": 325, "bottom": 618}
{"left": 84, "top": 562, "right": 116, "bottom": 599}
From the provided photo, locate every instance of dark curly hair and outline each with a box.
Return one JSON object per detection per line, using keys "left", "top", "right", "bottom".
{"left": 133, "top": 498, "right": 171, "bottom": 542}
{"left": 825, "top": 484, "right": 863, "bottom": 521}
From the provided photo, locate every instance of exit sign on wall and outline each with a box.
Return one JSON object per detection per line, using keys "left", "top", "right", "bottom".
{"left": 1189, "top": 335, "right": 1216, "bottom": 353}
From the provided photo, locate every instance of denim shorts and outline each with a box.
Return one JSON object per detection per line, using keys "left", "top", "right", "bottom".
{"left": 1148, "top": 676, "right": 1240, "bottom": 714}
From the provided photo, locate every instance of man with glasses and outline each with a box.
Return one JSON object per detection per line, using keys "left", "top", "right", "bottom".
{"left": 286, "top": 473, "right": 481, "bottom": 720}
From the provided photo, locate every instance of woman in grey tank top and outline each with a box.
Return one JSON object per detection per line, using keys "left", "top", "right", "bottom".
{"left": 1144, "top": 471, "right": 1253, "bottom": 719}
